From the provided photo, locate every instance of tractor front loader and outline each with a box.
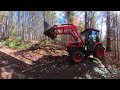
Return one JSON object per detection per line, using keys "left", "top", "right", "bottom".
{"left": 44, "top": 24, "right": 105, "bottom": 63}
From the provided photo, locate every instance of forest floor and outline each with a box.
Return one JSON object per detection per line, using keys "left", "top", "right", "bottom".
{"left": 0, "top": 45, "right": 120, "bottom": 79}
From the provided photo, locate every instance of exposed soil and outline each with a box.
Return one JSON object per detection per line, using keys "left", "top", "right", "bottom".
{"left": 0, "top": 46, "right": 120, "bottom": 79}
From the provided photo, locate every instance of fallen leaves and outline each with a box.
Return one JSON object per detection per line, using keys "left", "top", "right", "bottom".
{"left": 0, "top": 67, "right": 14, "bottom": 79}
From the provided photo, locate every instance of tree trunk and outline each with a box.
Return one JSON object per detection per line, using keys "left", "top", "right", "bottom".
{"left": 113, "top": 13, "right": 116, "bottom": 58}
{"left": 106, "top": 11, "right": 111, "bottom": 51}
{"left": 17, "top": 11, "right": 20, "bottom": 36}
{"left": 66, "top": 11, "right": 74, "bottom": 24}
{"left": 116, "top": 13, "right": 119, "bottom": 60}
{"left": 28, "top": 11, "right": 31, "bottom": 41}
{"left": 85, "top": 11, "right": 88, "bottom": 29}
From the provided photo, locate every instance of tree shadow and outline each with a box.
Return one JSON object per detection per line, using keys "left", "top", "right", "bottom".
{"left": 0, "top": 51, "right": 32, "bottom": 79}
{"left": 0, "top": 50, "right": 97, "bottom": 79}
{"left": 29, "top": 55, "right": 97, "bottom": 79}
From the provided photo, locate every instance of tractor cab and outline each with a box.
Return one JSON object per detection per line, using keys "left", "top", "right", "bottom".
{"left": 81, "top": 28, "right": 100, "bottom": 51}
{"left": 81, "top": 28, "right": 100, "bottom": 42}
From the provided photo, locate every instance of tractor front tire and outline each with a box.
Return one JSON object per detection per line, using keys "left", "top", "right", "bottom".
{"left": 94, "top": 45, "right": 105, "bottom": 60}
{"left": 72, "top": 52, "right": 84, "bottom": 63}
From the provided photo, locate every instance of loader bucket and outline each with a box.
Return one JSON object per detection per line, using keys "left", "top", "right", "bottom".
{"left": 43, "top": 26, "right": 57, "bottom": 39}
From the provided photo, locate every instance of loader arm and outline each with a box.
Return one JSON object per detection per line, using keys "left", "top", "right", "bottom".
{"left": 44, "top": 24, "right": 84, "bottom": 42}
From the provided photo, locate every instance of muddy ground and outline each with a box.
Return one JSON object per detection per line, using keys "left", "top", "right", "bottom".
{"left": 0, "top": 46, "right": 120, "bottom": 79}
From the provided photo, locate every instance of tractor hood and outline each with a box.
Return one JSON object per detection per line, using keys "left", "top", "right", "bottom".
{"left": 43, "top": 26, "right": 57, "bottom": 39}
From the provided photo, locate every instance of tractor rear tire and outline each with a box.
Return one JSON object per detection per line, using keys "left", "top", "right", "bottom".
{"left": 94, "top": 45, "right": 105, "bottom": 60}
{"left": 72, "top": 52, "right": 84, "bottom": 63}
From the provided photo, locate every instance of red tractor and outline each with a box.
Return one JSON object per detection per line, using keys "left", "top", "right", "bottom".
{"left": 44, "top": 24, "right": 105, "bottom": 63}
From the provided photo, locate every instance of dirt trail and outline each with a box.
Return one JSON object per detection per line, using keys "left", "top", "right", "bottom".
{"left": 0, "top": 46, "right": 120, "bottom": 79}
{"left": 0, "top": 47, "right": 33, "bottom": 65}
